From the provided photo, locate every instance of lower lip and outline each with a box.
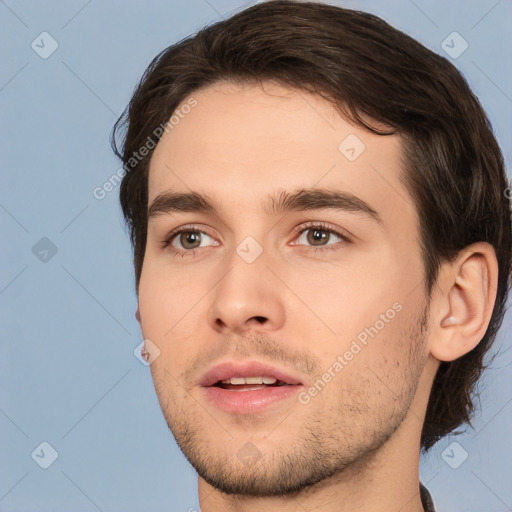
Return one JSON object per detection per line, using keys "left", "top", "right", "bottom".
{"left": 201, "top": 385, "right": 303, "bottom": 414}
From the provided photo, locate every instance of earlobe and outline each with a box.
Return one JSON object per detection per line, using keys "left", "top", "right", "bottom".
{"left": 429, "top": 243, "right": 498, "bottom": 362}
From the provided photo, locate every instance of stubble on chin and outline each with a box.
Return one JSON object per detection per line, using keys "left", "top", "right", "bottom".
{"left": 152, "top": 304, "right": 430, "bottom": 498}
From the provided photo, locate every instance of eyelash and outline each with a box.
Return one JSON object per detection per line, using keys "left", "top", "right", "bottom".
{"left": 161, "top": 222, "right": 351, "bottom": 258}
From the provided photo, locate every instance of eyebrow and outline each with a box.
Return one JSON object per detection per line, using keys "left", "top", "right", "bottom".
{"left": 147, "top": 188, "right": 382, "bottom": 225}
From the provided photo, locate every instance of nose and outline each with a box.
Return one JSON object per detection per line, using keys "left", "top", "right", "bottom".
{"left": 207, "top": 251, "right": 286, "bottom": 335}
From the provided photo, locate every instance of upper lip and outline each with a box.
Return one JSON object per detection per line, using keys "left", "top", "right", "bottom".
{"left": 199, "top": 360, "right": 304, "bottom": 387}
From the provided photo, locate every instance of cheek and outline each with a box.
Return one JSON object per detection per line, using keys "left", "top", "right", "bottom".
{"left": 138, "top": 274, "right": 166, "bottom": 337}
{"left": 138, "top": 265, "right": 212, "bottom": 376}
{"left": 282, "top": 249, "right": 411, "bottom": 343}
{"left": 315, "top": 307, "right": 425, "bottom": 415}
{"left": 138, "top": 262, "right": 206, "bottom": 335}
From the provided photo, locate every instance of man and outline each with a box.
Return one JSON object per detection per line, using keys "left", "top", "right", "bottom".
{"left": 111, "top": 1, "right": 511, "bottom": 510}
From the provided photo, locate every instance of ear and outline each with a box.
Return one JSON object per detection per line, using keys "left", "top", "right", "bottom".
{"left": 135, "top": 306, "right": 141, "bottom": 323}
{"left": 428, "top": 242, "right": 498, "bottom": 362}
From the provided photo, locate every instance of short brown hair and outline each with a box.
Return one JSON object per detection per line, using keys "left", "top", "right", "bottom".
{"left": 111, "top": 0, "right": 512, "bottom": 450}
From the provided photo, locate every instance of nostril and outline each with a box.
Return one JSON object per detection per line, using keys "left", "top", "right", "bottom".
{"left": 252, "top": 316, "right": 267, "bottom": 324}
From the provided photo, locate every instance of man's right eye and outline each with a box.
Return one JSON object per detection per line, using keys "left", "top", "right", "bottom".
{"left": 162, "top": 226, "right": 219, "bottom": 256}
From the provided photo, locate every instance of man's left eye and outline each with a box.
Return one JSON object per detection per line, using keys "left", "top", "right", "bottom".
{"left": 295, "top": 227, "right": 345, "bottom": 247}
{"left": 291, "top": 221, "right": 352, "bottom": 251}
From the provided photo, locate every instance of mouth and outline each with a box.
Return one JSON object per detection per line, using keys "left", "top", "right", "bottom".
{"left": 213, "top": 376, "right": 291, "bottom": 391}
{"left": 199, "top": 361, "right": 304, "bottom": 414}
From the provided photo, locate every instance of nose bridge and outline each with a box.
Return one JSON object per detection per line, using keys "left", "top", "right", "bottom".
{"left": 207, "top": 240, "right": 285, "bottom": 333}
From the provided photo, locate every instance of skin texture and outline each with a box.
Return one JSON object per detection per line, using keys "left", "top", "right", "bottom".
{"left": 136, "top": 81, "right": 498, "bottom": 511}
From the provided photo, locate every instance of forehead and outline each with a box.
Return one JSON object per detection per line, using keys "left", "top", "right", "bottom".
{"left": 147, "top": 81, "right": 415, "bottom": 228}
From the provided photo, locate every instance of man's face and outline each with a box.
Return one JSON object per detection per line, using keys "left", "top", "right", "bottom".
{"left": 138, "top": 81, "right": 432, "bottom": 496}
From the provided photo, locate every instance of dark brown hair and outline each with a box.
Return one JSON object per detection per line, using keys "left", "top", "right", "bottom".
{"left": 111, "top": 0, "right": 512, "bottom": 450}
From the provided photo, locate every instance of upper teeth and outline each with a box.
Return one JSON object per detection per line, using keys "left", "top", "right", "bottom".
{"left": 221, "top": 376, "right": 278, "bottom": 385}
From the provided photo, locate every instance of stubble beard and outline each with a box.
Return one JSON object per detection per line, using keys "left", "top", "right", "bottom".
{"left": 154, "top": 306, "right": 430, "bottom": 498}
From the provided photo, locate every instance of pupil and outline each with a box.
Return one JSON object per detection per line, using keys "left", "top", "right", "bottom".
{"left": 181, "top": 232, "right": 201, "bottom": 249}
{"left": 308, "top": 229, "right": 327, "bottom": 245}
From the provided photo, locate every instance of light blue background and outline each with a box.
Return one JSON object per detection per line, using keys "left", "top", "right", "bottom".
{"left": 1, "top": 1, "right": 511, "bottom": 511}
